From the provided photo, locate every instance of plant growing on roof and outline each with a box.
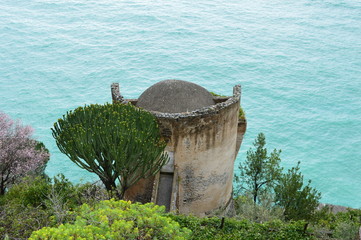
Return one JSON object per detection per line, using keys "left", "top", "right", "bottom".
{"left": 0, "top": 112, "right": 49, "bottom": 195}
{"left": 51, "top": 103, "right": 168, "bottom": 198}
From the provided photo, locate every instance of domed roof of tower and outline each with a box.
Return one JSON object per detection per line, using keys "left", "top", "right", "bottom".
{"left": 136, "top": 80, "right": 215, "bottom": 113}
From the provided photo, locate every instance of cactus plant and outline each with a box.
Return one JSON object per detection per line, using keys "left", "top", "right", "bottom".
{"left": 52, "top": 103, "right": 168, "bottom": 198}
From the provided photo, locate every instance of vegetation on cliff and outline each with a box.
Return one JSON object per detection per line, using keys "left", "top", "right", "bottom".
{"left": 0, "top": 111, "right": 359, "bottom": 239}
{"left": 235, "top": 133, "right": 321, "bottom": 225}
{"left": 0, "top": 162, "right": 360, "bottom": 239}
{"left": 1, "top": 175, "right": 360, "bottom": 239}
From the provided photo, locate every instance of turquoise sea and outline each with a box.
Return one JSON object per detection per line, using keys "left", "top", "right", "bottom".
{"left": 1, "top": 0, "right": 360, "bottom": 208}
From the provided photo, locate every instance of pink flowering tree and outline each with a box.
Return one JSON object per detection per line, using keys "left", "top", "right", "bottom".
{"left": 0, "top": 112, "right": 50, "bottom": 195}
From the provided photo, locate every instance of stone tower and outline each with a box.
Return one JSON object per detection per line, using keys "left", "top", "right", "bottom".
{"left": 111, "top": 80, "right": 246, "bottom": 216}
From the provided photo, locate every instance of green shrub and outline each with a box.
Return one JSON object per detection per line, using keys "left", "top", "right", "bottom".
{"left": 313, "top": 208, "right": 361, "bottom": 239}
{"left": 0, "top": 204, "right": 52, "bottom": 239}
{"left": 234, "top": 133, "right": 282, "bottom": 204}
{"left": 30, "top": 199, "right": 191, "bottom": 239}
{"left": 0, "top": 174, "right": 105, "bottom": 209}
{"left": 275, "top": 162, "right": 321, "bottom": 222}
{"left": 42, "top": 175, "right": 109, "bottom": 225}
{"left": 209, "top": 92, "right": 226, "bottom": 97}
{"left": 239, "top": 107, "right": 246, "bottom": 120}
{"left": 332, "top": 221, "right": 358, "bottom": 240}
{"left": 169, "top": 214, "right": 313, "bottom": 240}
{"left": 0, "top": 176, "right": 51, "bottom": 207}
{"left": 71, "top": 181, "right": 109, "bottom": 205}
{"left": 0, "top": 176, "right": 63, "bottom": 239}
{"left": 234, "top": 195, "right": 284, "bottom": 222}
{"left": 0, "top": 177, "right": 52, "bottom": 238}
{"left": 0, "top": 175, "right": 109, "bottom": 239}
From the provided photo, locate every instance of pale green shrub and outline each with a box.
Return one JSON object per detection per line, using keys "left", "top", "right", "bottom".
{"left": 234, "top": 195, "right": 284, "bottom": 223}
{"left": 30, "top": 199, "right": 191, "bottom": 240}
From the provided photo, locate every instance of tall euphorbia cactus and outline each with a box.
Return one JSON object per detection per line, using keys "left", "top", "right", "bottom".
{"left": 52, "top": 103, "right": 168, "bottom": 198}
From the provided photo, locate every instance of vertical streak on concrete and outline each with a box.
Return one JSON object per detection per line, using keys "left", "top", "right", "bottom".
{"left": 151, "top": 173, "right": 160, "bottom": 203}
{"left": 170, "top": 166, "right": 179, "bottom": 212}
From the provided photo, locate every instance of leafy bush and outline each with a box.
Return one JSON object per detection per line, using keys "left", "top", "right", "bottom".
{"left": 239, "top": 107, "right": 246, "bottom": 120}
{"left": 234, "top": 133, "right": 282, "bottom": 204}
{"left": 0, "top": 175, "right": 109, "bottom": 239}
{"left": 0, "top": 203, "right": 52, "bottom": 239}
{"left": 332, "top": 221, "right": 358, "bottom": 240}
{"left": 30, "top": 199, "right": 191, "bottom": 240}
{"left": 312, "top": 208, "right": 361, "bottom": 239}
{"left": 234, "top": 195, "right": 284, "bottom": 223}
{"left": 0, "top": 174, "right": 107, "bottom": 209}
{"left": 275, "top": 162, "right": 321, "bottom": 221}
{"left": 0, "top": 176, "right": 50, "bottom": 207}
{"left": 169, "top": 214, "right": 313, "bottom": 240}
{"left": 0, "top": 177, "right": 51, "bottom": 238}
{"left": 69, "top": 181, "right": 109, "bottom": 206}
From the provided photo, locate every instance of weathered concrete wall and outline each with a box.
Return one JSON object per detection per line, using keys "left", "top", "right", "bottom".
{"left": 159, "top": 101, "right": 240, "bottom": 216}
{"left": 118, "top": 84, "right": 246, "bottom": 216}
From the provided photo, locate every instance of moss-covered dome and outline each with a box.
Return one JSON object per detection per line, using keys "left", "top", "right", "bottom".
{"left": 136, "top": 80, "right": 215, "bottom": 113}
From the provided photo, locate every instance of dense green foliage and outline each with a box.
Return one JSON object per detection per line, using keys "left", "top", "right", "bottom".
{"left": 169, "top": 214, "right": 313, "bottom": 240}
{"left": 52, "top": 103, "right": 169, "bottom": 198}
{"left": 234, "top": 195, "right": 284, "bottom": 223}
{"left": 0, "top": 174, "right": 359, "bottom": 239}
{"left": 238, "top": 107, "right": 246, "bottom": 120}
{"left": 235, "top": 133, "right": 282, "bottom": 203}
{"left": 311, "top": 207, "right": 361, "bottom": 239}
{"left": 0, "top": 175, "right": 108, "bottom": 239}
{"left": 0, "top": 176, "right": 50, "bottom": 207}
{"left": 0, "top": 177, "right": 52, "bottom": 238}
{"left": 235, "top": 133, "right": 322, "bottom": 224}
{"left": 30, "top": 199, "right": 191, "bottom": 240}
{"left": 275, "top": 162, "right": 321, "bottom": 221}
